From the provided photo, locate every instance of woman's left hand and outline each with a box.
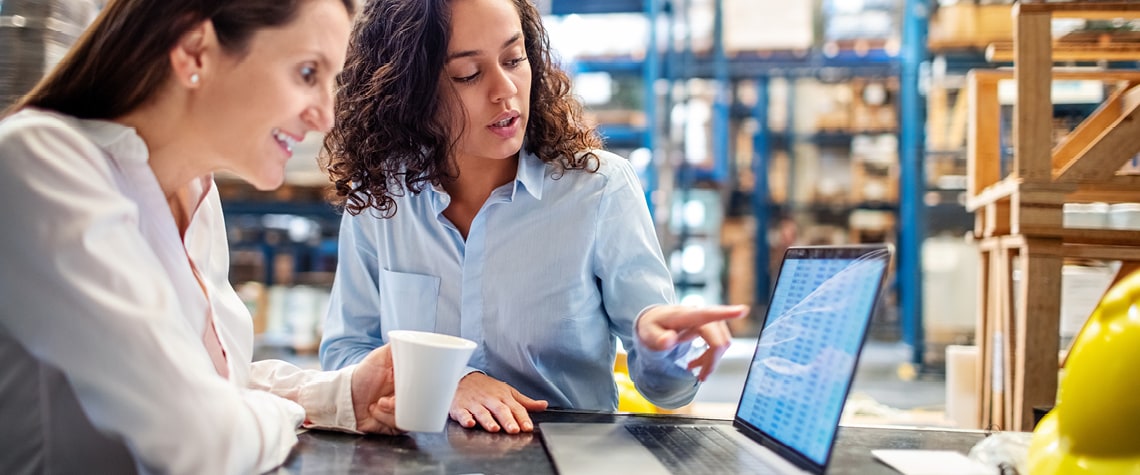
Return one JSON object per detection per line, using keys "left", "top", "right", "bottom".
{"left": 636, "top": 304, "right": 749, "bottom": 381}
{"left": 350, "top": 345, "right": 402, "bottom": 435}
{"left": 450, "top": 372, "right": 548, "bottom": 434}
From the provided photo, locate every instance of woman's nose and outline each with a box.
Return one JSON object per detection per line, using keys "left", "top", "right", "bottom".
{"left": 489, "top": 65, "right": 519, "bottom": 103}
{"left": 303, "top": 90, "right": 335, "bottom": 133}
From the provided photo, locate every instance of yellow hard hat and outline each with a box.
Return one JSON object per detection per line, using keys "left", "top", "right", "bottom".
{"left": 615, "top": 371, "right": 658, "bottom": 413}
{"left": 1027, "top": 269, "right": 1140, "bottom": 474}
{"left": 613, "top": 351, "right": 657, "bottom": 413}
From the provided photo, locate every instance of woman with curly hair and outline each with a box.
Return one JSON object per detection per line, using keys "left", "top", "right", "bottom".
{"left": 320, "top": 0, "right": 748, "bottom": 434}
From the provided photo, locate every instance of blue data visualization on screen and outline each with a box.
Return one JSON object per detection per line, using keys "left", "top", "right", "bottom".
{"left": 735, "top": 255, "right": 887, "bottom": 465}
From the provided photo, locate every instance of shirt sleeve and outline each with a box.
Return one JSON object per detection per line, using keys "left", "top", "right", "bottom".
{"left": 320, "top": 211, "right": 390, "bottom": 369}
{"left": 248, "top": 360, "right": 359, "bottom": 432}
{"left": 0, "top": 115, "right": 303, "bottom": 474}
{"left": 591, "top": 155, "right": 699, "bottom": 409}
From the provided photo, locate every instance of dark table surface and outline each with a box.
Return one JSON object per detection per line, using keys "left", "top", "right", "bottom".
{"left": 275, "top": 409, "right": 990, "bottom": 474}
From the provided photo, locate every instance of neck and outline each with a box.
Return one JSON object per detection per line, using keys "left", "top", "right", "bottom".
{"left": 116, "top": 88, "right": 213, "bottom": 236}
{"left": 444, "top": 152, "right": 520, "bottom": 205}
{"left": 116, "top": 92, "right": 213, "bottom": 202}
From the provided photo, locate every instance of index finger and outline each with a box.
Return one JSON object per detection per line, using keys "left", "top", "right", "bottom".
{"left": 659, "top": 304, "right": 748, "bottom": 331}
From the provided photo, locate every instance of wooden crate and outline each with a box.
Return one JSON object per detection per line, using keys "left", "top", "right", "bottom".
{"left": 987, "top": 26, "right": 1140, "bottom": 62}
{"left": 966, "top": 2, "right": 1140, "bottom": 432}
{"left": 720, "top": 217, "right": 757, "bottom": 336}
{"left": 929, "top": 3, "right": 1014, "bottom": 51}
{"left": 850, "top": 162, "right": 898, "bottom": 204}
{"left": 927, "top": 83, "right": 971, "bottom": 152}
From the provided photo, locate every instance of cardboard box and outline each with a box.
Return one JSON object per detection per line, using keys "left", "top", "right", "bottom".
{"left": 929, "top": 3, "right": 1014, "bottom": 49}
{"left": 724, "top": 0, "right": 813, "bottom": 52}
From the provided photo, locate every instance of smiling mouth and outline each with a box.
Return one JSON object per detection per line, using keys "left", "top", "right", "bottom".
{"left": 272, "top": 128, "right": 296, "bottom": 154}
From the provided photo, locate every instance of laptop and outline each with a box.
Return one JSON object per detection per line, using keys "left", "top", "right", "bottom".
{"left": 540, "top": 244, "right": 894, "bottom": 475}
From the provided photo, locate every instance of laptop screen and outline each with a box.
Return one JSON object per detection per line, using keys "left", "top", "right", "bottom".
{"left": 735, "top": 246, "right": 890, "bottom": 467}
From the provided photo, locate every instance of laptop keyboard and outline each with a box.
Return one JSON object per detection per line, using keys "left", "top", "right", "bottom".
{"left": 624, "top": 425, "right": 785, "bottom": 474}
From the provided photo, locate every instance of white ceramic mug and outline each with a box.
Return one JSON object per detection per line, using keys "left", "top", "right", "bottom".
{"left": 388, "top": 330, "right": 477, "bottom": 432}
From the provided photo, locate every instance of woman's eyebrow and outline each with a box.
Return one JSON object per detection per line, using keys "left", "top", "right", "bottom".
{"left": 446, "top": 32, "right": 522, "bottom": 63}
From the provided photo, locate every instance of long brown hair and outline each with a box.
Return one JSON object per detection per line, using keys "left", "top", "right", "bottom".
{"left": 324, "top": 0, "right": 602, "bottom": 217}
{"left": 9, "top": 0, "right": 355, "bottom": 120}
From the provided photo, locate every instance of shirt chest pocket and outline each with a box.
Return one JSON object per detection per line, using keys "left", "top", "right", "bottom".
{"left": 379, "top": 269, "right": 440, "bottom": 336}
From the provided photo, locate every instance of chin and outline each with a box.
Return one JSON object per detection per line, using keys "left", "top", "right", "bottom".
{"left": 249, "top": 173, "right": 286, "bottom": 191}
{"left": 493, "top": 141, "right": 525, "bottom": 160}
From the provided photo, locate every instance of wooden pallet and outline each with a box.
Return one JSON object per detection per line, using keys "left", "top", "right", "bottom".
{"left": 928, "top": 3, "right": 1014, "bottom": 51}
{"left": 967, "top": 3, "right": 1140, "bottom": 432}
{"left": 987, "top": 41, "right": 1140, "bottom": 62}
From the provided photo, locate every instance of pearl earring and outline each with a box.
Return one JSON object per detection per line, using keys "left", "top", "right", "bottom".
{"left": 189, "top": 73, "right": 200, "bottom": 85}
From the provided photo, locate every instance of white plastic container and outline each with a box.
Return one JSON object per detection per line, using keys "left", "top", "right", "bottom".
{"left": 1062, "top": 202, "right": 1109, "bottom": 229}
{"left": 945, "top": 345, "right": 979, "bottom": 429}
{"left": 1108, "top": 203, "right": 1140, "bottom": 230}
{"left": 1059, "top": 265, "right": 1116, "bottom": 347}
{"left": 1011, "top": 263, "right": 1116, "bottom": 350}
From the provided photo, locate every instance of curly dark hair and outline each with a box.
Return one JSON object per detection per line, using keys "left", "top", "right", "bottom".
{"left": 323, "top": 0, "right": 602, "bottom": 217}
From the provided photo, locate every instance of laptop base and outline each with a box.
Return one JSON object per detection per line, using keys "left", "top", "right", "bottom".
{"left": 540, "top": 422, "right": 806, "bottom": 475}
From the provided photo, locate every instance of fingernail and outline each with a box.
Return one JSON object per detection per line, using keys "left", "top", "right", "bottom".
{"left": 523, "top": 422, "right": 533, "bottom": 431}
{"left": 508, "top": 424, "right": 518, "bottom": 432}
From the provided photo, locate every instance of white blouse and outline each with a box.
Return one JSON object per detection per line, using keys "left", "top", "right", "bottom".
{"left": 0, "top": 109, "right": 357, "bottom": 474}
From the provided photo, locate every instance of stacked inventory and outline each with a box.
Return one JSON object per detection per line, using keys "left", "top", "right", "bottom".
{"left": 0, "top": 0, "right": 97, "bottom": 108}
{"left": 821, "top": 0, "right": 900, "bottom": 53}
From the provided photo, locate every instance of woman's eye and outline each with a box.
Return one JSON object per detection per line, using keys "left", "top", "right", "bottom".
{"left": 453, "top": 72, "right": 479, "bottom": 83}
{"left": 301, "top": 66, "right": 317, "bottom": 85}
{"left": 506, "top": 57, "right": 528, "bottom": 68}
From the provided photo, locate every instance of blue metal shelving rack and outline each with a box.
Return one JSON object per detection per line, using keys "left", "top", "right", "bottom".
{"left": 553, "top": 0, "right": 929, "bottom": 364}
{"left": 898, "top": 0, "right": 929, "bottom": 366}
{"left": 552, "top": 0, "right": 660, "bottom": 215}
{"left": 550, "top": 0, "right": 643, "bottom": 15}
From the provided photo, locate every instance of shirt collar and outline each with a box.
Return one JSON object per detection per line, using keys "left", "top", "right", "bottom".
{"left": 427, "top": 146, "right": 546, "bottom": 212}
{"left": 514, "top": 146, "right": 545, "bottom": 201}
{"left": 74, "top": 116, "right": 150, "bottom": 167}
{"left": 68, "top": 113, "right": 214, "bottom": 220}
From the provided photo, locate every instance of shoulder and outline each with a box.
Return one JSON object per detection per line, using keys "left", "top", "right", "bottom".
{"left": 588, "top": 149, "right": 633, "bottom": 175}
{"left": 586, "top": 149, "right": 642, "bottom": 193}
{"left": 538, "top": 149, "right": 645, "bottom": 201}
{"left": 0, "top": 109, "right": 88, "bottom": 144}
{"left": 0, "top": 109, "right": 122, "bottom": 193}
{"left": 550, "top": 149, "right": 636, "bottom": 183}
{"left": 0, "top": 109, "right": 102, "bottom": 163}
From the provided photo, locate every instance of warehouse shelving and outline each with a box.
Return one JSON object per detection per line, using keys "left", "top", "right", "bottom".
{"left": 559, "top": 0, "right": 926, "bottom": 355}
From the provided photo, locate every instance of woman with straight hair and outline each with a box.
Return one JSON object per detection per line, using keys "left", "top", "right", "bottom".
{"left": 320, "top": 0, "right": 747, "bottom": 435}
{"left": 0, "top": 0, "right": 400, "bottom": 473}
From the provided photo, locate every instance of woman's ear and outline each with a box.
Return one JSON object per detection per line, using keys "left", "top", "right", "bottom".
{"left": 169, "top": 19, "right": 219, "bottom": 89}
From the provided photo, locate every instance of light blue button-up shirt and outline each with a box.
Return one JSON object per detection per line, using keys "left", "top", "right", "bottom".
{"left": 320, "top": 149, "right": 699, "bottom": 411}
